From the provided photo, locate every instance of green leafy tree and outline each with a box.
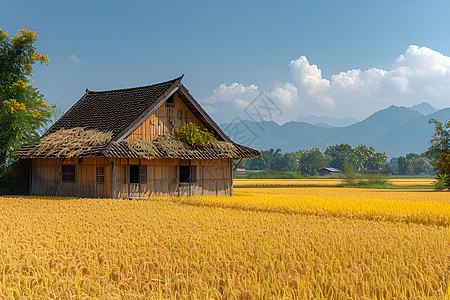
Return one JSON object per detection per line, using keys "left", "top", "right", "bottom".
{"left": 325, "top": 143, "right": 356, "bottom": 170}
{"left": 397, "top": 156, "right": 413, "bottom": 175}
{"left": 0, "top": 28, "right": 53, "bottom": 174}
{"left": 282, "top": 151, "right": 301, "bottom": 172}
{"left": 412, "top": 157, "right": 433, "bottom": 175}
{"left": 245, "top": 148, "right": 286, "bottom": 171}
{"left": 427, "top": 119, "right": 450, "bottom": 188}
{"left": 352, "top": 145, "right": 387, "bottom": 171}
{"left": 298, "top": 147, "right": 329, "bottom": 176}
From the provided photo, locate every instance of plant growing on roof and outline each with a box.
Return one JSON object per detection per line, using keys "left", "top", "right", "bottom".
{"left": 175, "top": 122, "right": 216, "bottom": 147}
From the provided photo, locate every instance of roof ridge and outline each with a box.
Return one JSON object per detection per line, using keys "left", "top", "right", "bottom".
{"left": 86, "top": 75, "right": 183, "bottom": 94}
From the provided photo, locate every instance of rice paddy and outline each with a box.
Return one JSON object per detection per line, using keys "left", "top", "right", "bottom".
{"left": 0, "top": 185, "right": 448, "bottom": 298}
{"left": 234, "top": 178, "right": 436, "bottom": 188}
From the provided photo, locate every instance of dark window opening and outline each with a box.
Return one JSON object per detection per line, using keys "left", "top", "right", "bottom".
{"left": 166, "top": 95, "right": 174, "bottom": 106}
{"left": 129, "top": 165, "right": 140, "bottom": 184}
{"left": 127, "top": 165, "right": 147, "bottom": 184}
{"left": 178, "top": 166, "right": 196, "bottom": 183}
{"left": 96, "top": 166, "right": 104, "bottom": 183}
{"left": 62, "top": 165, "right": 75, "bottom": 182}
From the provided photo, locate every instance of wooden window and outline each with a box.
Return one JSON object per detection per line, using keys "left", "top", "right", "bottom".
{"left": 126, "top": 165, "right": 147, "bottom": 184}
{"left": 177, "top": 166, "right": 196, "bottom": 184}
{"left": 62, "top": 165, "right": 75, "bottom": 182}
{"left": 140, "top": 165, "right": 147, "bottom": 184}
{"left": 96, "top": 166, "right": 105, "bottom": 183}
{"left": 177, "top": 109, "right": 183, "bottom": 120}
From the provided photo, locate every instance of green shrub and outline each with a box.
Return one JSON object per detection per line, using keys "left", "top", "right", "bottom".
{"left": 435, "top": 173, "right": 449, "bottom": 191}
{"left": 0, "top": 168, "right": 28, "bottom": 195}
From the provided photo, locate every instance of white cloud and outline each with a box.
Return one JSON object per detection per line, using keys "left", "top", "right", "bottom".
{"left": 269, "top": 82, "right": 298, "bottom": 106}
{"left": 201, "top": 45, "right": 450, "bottom": 124}
{"left": 68, "top": 54, "right": 82, "bottom": 63}
{"left": 290, "top": 56, "right": 330, "bottom": 94}
{"left": 202, "top": 82, "right": 258, "bottom": 104}
{"left": 200, "top": 83, "right": 259, "bottom": 120}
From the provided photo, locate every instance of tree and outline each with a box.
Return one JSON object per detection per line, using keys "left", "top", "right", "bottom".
{"left": 412, "top": 157, "right": 433, "bottom": 175}
{"left": 397, "top": 156, "right": 413, "bottom": 175}
{"left": 428, "top": 119, "right": 450, "bottom": 188}
{"left": 298, "top": 147, "right": 329, "bottom": 176}
{"left": 0, "top": 28, "right": 53, "bottom": 174}
{"left": 325, "top": 143, "right": 356, "bottom": 170}
{"left": 245, "top": 148, "right": 285, "bottom": 171}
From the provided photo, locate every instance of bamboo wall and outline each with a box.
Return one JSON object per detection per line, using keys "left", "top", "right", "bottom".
{"left": 30, "top": 157, "right": 233, "bottom": 198}
{"left": 126, "top": 91, "right": 204, "bottom": 141}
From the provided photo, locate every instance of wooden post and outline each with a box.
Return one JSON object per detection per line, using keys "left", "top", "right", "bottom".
{"left": 58, "top": 159, "right": 62, "bottom": 197}
{"left": 94, "top": 160, "right": 97, "bottom": 198}
{"left": 110, "top": 160, "right": 116, "bottom": 199}
{"left": 139, "top": 158, "right": 141, "bottom": 198}
{"left": 28, "top": 160, "right": 32, "bottom": 195}
{"left": 188, "top": 159, "right": 191, "bottom": 197}
{"left": 230, "top": 158, "right": 233, "bottom": 196}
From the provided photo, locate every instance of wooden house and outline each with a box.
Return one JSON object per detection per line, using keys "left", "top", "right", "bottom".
{"left": 17, "top": 76, "right": 260, "bottom": 198}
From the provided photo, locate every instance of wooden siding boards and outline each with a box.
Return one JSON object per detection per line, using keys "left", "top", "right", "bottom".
{"left": 126, "top": 91, "right": 206, "bottom": 141}
{"left": 30, "top": 157, "right": 232, "bottom": 198}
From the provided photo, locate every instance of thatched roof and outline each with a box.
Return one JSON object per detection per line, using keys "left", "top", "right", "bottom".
{"left": 18, "top": 76, "right": 260, "bottom": 160}
{"left": 18, "top": 128, "right": 260, "bottom": 159}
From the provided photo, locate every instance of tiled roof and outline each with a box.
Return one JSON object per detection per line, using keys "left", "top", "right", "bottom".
{"left": 18, "top": 76, "right": 261, "bottom": 160}
{"left": 45, "top": 77, "right": 181, "bottom": 140}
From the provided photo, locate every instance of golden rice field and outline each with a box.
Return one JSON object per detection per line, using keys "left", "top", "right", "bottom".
{"left": 234, "top": 178, "right": 436, "bottom": 187}
{"left": 0, "top": 187, "right": 449, "bottom": 299}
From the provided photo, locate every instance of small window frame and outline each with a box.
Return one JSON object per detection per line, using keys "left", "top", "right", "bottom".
{"left": 126, "top": 165, "right": 147, "bottom": 184}
{"left": 62, "top": 164, "right": 76, "bottom": 183}
{"left": 177, "top": 165, "right": 196, "bottom": 184}
{"left": 96, "top": 166, "right": 105, "bottom": 183}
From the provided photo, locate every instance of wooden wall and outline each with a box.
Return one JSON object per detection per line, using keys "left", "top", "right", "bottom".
{"left": 30, "top": 157, "right": 233, "bottom": 198}
{"left": 31, "top": 157, "right": 111, "bottom": 198}
{"left": 115, "top": 158, "right": 232, "bottom": 199}
{"left": 126, "top": 91, "right": 205, "bottom": 141}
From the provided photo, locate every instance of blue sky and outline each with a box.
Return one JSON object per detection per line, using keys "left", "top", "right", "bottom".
{"left": 2, "top": 0, "right": 450, "bottom": 123}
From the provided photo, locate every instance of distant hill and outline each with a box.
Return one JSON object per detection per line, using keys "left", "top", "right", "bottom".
{"left": 296, "top": 115, "right": 359, "bottom": 127}
{"left": 221, "top": 106, "right": 450, "bottom": 158}
{"left": 410, "top": 102, "right": 438, "bottom": 115}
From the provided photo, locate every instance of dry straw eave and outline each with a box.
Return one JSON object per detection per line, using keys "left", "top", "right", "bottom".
{"left": 18, "top": 127, "right": 113, "bottom": 158}
{"left": 18, "top": 128, "right": 260, "bottom": 159}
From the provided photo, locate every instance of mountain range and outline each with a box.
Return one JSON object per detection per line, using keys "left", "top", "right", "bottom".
{"left": 220, "top": 102, "right": 450, "bottom": 158}
{"left": 296, "top": 115, "right": 360, "bottom": 128}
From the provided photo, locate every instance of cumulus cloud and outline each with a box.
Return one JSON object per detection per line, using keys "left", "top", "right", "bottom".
{"left": 269, "top": 82, "right": 298, "bottom": 106}
{"left": 201, "top": 83, "right": 259, "bottom": 117}
{"left": 68, "top": 54, "right": 82, "bottom": 63}
{"left": 201, "top": 45, "right": 450, "bottom": 124}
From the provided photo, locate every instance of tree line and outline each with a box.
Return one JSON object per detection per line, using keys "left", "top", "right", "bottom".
{"left": 240, "top": 143, "right": 436, "bottom": 176}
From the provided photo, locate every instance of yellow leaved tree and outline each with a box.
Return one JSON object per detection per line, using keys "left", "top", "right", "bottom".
{"left": 0, "top": 28, "right": 55, "bottom": 175}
